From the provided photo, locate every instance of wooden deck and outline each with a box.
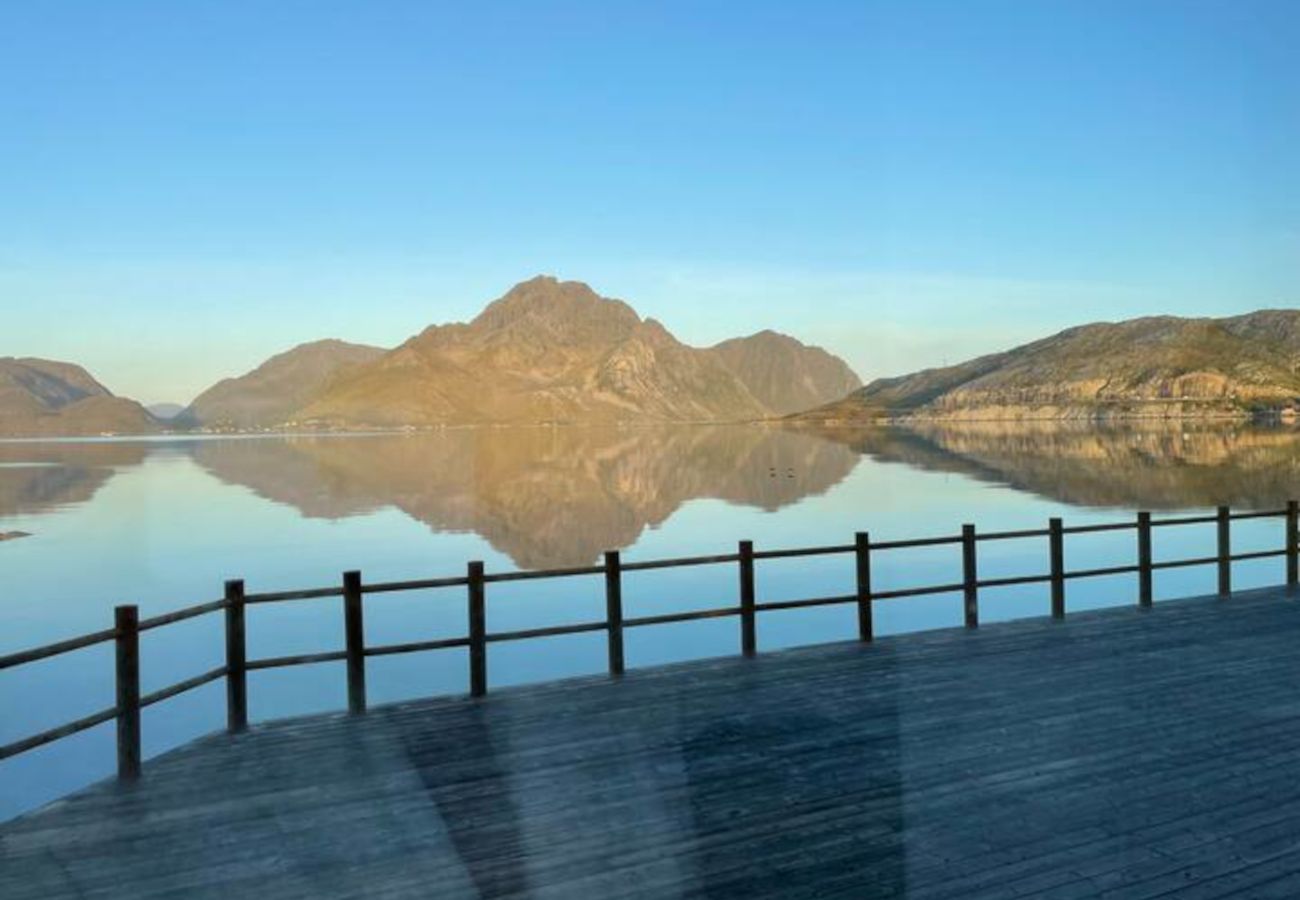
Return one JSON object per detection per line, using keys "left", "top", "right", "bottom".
{"left": 7, "top": 587, "right": 1300, "bottom": 898}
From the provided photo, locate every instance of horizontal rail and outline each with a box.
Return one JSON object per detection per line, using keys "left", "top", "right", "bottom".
{"left": 872, "top": 535, "right": 964, "bottom": 551}
{"left": 874, "top": 581, "right": 966, "bottom": 601}
{"left": 755, "top": 594, "right": 856, "bottom": 613}
{"left": 362, "top": 576, "right": 468, "bottom": 594}
{"left": 1151, "top": 514, "right": 1218, "bottom": 528}
{"left": 621, "top": 553, "right": 740, "bottom": 572}
{"left": 978, "top": 573, "right": 1053, "bottom": 589}
{"left": 484, "top": 566, "right": 604, "bottom": 584}
{"left": 977, "top": 528, "right": 1050, "bottom": 542}
{"left": 364, "top": 636, "right": 469, "bottom": 657}
{"left": 624, "top": 606, "right": 743, "bottom": 627}
{"left": 1063, "top": 522, "right": 1137, "bottom": 535}
{"left": 1151, "top": 554, "right": 1220, "bottom": 571}
{"left": 752, "top": 545, "right": 853, "bottom": 561}
{"left": 1232, "top": 509, "right": 1287, "bottom": 520}
{"left": 243, "top": 586, "right": 344, "bottom": 604}
{"left": 1064, "top": 563, "right": 1140, "bottom": 581}
{"left": 140, "top": 666, "right": 227, "bottom": 708}
{"left": 1231, "top": 549, "right": 1287, "bottom": 562}
{"left": 246, "top": 649, "right": 349, "bottom": 670}
{"left": 138, "top": 599, "right": 227, "bottom": 632}
{"left": 0, "top": 627, "right": 118, "bottom": 671}
{"left": 486, "top": 621, "right": 609, "bottom": 642}
{"left": 0, "top": 705, "right": 118, "bottom": 761}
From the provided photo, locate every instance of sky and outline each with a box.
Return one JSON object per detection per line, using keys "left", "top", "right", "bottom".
{"left": 2, "top": 0, "right": 1297, "bottom": 404}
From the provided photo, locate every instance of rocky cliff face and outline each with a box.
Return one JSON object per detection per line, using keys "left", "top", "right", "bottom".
{"left": 797, "top": 311, "right": 1300, "bottom": 423}
{"left": 711, "top": 330, "right": 862, "bottom": 415}
{"left": 0, "top": 358, "right": 159, "bottom": 437}
{"left": 183, "top": 339, "right": 386, "bottom": 428}
{"left": 293, "top": 277, "right": 855, "bottom": 427}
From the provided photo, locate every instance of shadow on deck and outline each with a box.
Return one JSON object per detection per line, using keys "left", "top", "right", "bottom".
{"left": 6, "top": 587, "right": 1300, "bottom": 899}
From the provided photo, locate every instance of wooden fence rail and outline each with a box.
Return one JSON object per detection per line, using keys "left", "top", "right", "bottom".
{"left": 3, "top": 503, "right": 1300, "bottom": 781}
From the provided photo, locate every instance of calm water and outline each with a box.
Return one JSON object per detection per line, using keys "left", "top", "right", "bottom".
{"left": 3, "top": 421, "right": 1299, "bottom": 819}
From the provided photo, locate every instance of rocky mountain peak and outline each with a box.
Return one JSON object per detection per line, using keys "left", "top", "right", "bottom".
{"left": 291, "top": 277, "right": 857, "bottom": 427}
{"left": 470, "top": 276, "right": 642, "bottom": 343}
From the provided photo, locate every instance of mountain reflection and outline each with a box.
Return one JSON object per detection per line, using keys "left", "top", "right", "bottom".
{"left": 11, "top": 422, "right": 1299, "bottom": 568}
{"left": 0, "top": 442, "right": 148, "bottom": 518}
{"left": 191, "top": 427, "right": 859, "bottom": 568}
{"left": 813, "top": 421, "right": 1300, "bottom": 510}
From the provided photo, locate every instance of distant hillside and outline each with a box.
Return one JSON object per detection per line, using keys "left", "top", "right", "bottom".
{"left": 288, "top": 276, "right": 857, "bottom": 427}
{"left": 711, "top": 330, "right": 861, "bottom": 415}
{"left": 147, "top": 403, "right": 186, "bottom": 420}
{"left": 183, "top": 339, "right": 386, "bottom": 428}
{"left": 0, "top": 358, "right": 159, "bottom": 437}
{"left": 796, "top": 311, "right": 1300, "bottom": 423}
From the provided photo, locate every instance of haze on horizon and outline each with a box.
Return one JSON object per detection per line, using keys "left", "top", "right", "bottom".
{"left": 2, "top": 1, "right": 1297, "bottom": 405}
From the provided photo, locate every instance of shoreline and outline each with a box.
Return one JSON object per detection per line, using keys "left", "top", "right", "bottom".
{"left": 4, "top": 409, "right": 1296, "bottom": 442}
{"left": 0, "top": 420, "right": 784, "bottom": 444}
{"left": 789, "top": 408, "right": 1297, "bottom": 428}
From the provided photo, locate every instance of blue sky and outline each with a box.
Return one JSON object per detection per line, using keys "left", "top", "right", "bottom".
{"left": 2, "top": 0, "right": 1297, "bottom": 403}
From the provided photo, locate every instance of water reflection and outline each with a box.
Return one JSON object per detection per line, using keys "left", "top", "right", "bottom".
{"left": 6, "top": 424, "right": 1300, "bottom": 569}
{"left": 189, "top": 427, "right": 860, "bottom": 568}
{"left": 0, "top": 442, "right": 147, "bottom": 518}
{"left": 811, "top": 421, "right": 1300, "bottom": 510}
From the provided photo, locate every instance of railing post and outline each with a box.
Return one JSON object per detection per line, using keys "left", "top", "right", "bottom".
{"left": 1288, "top": 500, "right": 1298, "bottom": 589}
{"left": 1049, "top": 518, "right": 1065, "bottom": 619}
{"left": 224, "top": 579, "right": 247, "bottom": 732}
{"left": 343, "top": 570, "right": 366, "bottom": 714}
{"left": 1217, "top": 506, "right": 1231, "bottom": 596}
{"left": 855, "top": 531, "right": 873, "bottom": 642}
{"left": 604, "top": 550, "right": 625, "bottom": 676}
{"left": 114, "top": 605, "right": 141, "bottom": 781}
{"left": 962, "top": 525, "right": 978, "bottom": 629}
{"left": 468, "top": 561, "right": 487, "bottom": 697}
{"left": 739, "top": 540, "right": 756, "bottom": 656}
{"left": 1137, "top": 512, "right": 1153, "bottom": 608}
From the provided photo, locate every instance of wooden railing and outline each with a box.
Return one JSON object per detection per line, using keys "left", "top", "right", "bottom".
{"left": 3, "top": 502, "right": 1298, "bottom": 780}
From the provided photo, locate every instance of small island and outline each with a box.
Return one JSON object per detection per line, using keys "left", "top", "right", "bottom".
{"left": 0, "top": 531, "right": 32, "bottom": 542}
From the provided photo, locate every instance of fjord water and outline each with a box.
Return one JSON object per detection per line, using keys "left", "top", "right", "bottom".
{"left": 2, "top": 422, "right": 1297, "bottom": 819}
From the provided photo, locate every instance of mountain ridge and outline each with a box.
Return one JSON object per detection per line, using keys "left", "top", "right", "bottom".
{"left": 0, "top": 358, "right": 160, "bottom": 437}
{"left": 711, "top": 329, "right": 862, "bottom": 415}
{"left": 795, "top": 310, "right": 1300, "bottom": 424}
{"left": 283, "top": 276, "right": 857, "bottom": 428}
{"left": 182, "top": 339, "right": 387, "bottom": 429}
{"left": 294, "top": 277, "right": 769, "bottom": 426}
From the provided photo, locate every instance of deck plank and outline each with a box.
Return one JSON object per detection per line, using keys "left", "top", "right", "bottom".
{"left": 5, "top": 588, "right": 1300, "bottom": 898}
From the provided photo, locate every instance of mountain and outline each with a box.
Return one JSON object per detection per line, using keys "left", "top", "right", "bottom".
{"left": 147, "top": 403, "right": 186, "bottom": 420}
{"left": 796, "top": 310, "right": 1300, "bottom": 423}
{"left": 0, "top": 358, "right": 159, "bottom": 437}
{"left": 711, "top": 330, "right": 862, "bottom": 415}
{"left": 292, "top": 276, "right": 855, "bottom": 427}
{"left": 183, "top": 339, "right": 386, "bottom": 429}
